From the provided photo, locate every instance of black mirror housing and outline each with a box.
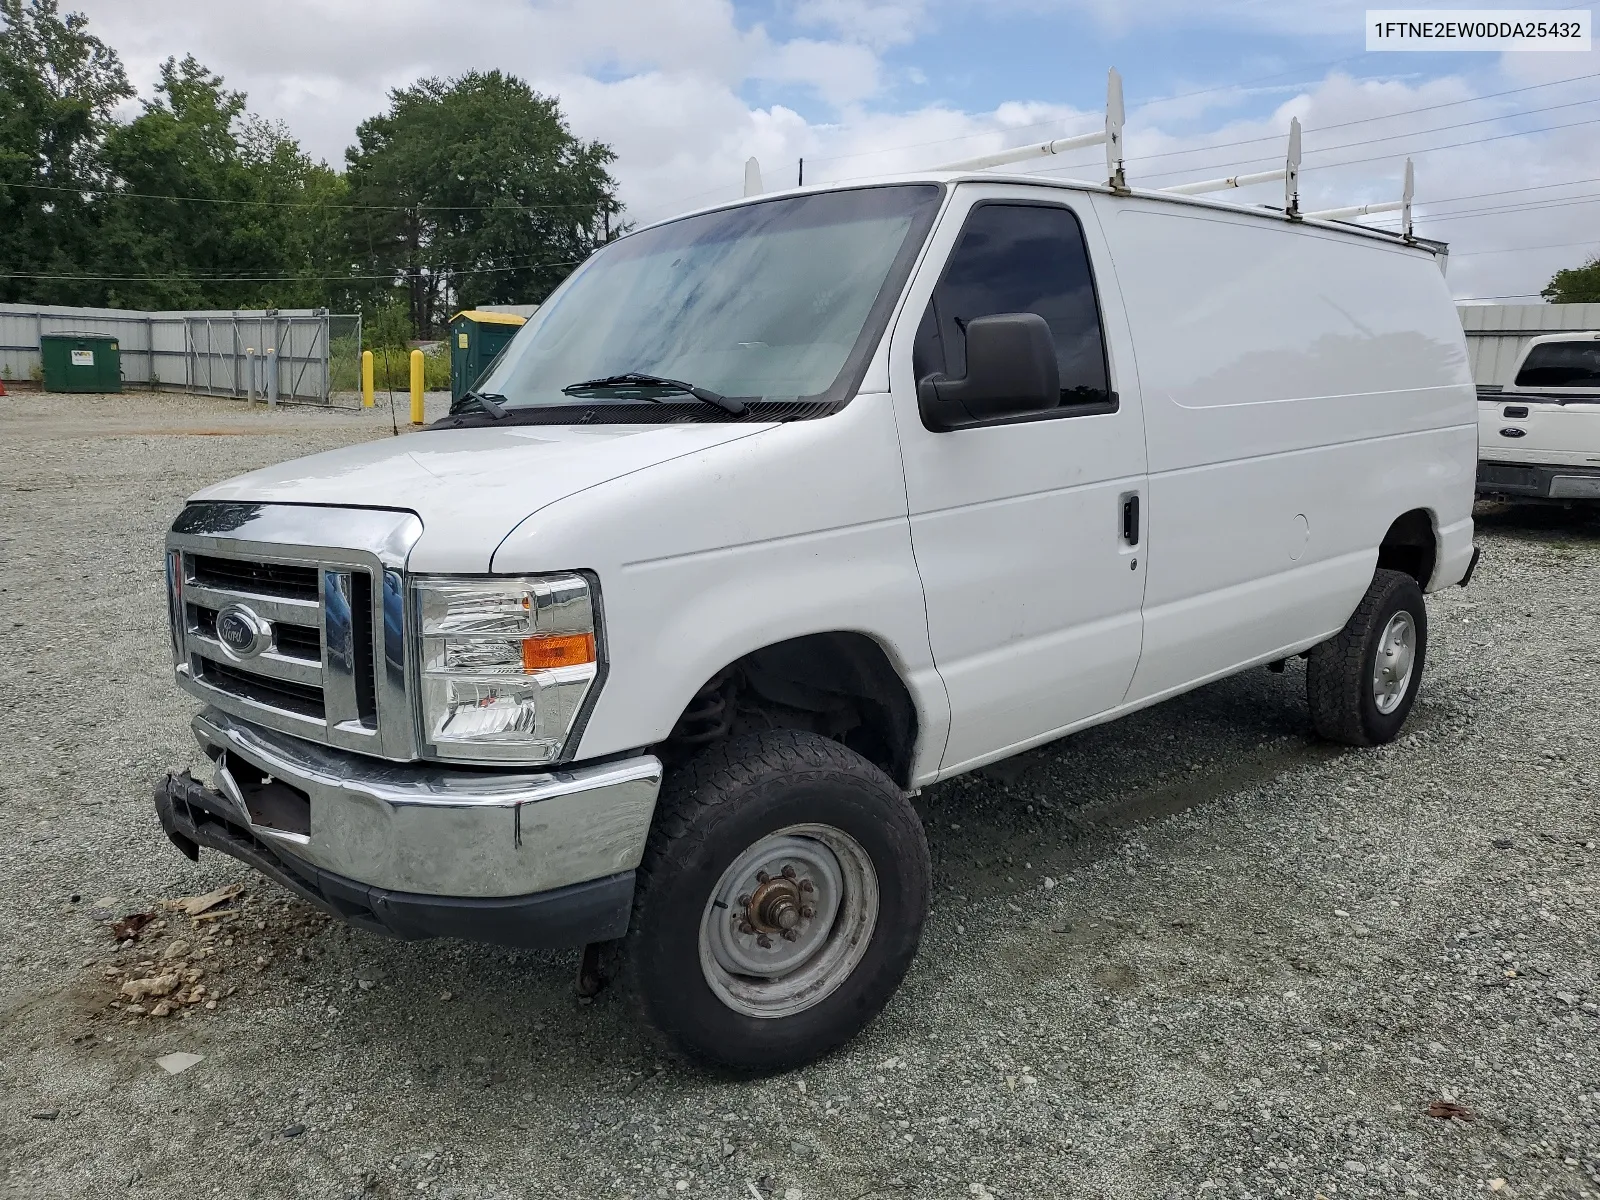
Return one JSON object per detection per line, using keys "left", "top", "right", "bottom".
{"left": 918, "top": 312, "right": 1059, "bottom": 430}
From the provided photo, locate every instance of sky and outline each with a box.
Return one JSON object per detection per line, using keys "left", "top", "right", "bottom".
{"left": 66, "top": 0, "right": 1600, "bottom": 303}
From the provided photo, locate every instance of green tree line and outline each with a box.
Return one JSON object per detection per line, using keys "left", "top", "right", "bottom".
{"left": 1543, "top": 257, "right": 1600, "bottom": 304}
{"left": 0, "top": 0, "right": 624, "bottom": 338}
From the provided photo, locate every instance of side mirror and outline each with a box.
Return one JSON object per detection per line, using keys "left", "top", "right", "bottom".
{"left": 918, "top": 312, "right": 1058, "bottom": 430}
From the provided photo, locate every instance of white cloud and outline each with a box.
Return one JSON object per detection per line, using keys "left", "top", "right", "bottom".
{"left": 993, "top": 0, "right": 1366, "bottom": 37}
{"left": 792, "top": 0, "right": 929, "bottom": 48}
{"left": 60, "top": 0, "right": 1600, "bottom": 300}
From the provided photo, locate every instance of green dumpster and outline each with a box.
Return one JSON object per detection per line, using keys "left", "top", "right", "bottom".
{"left": 449, "top": 310, "right": 526, "bottom": 401}
{"left": 40, "top": 333, "right": 122, "bottom": 393}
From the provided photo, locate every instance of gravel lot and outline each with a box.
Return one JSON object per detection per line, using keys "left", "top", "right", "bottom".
{"left": 2, "top": 388, "right": 1597, "bottom": 1200}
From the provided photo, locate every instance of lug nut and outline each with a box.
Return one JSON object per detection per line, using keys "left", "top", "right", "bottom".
{"left": 739, "top": 920, "right": 755, "bottom": 934}
{"left": 756, "top": 871, "right": 771, "bottom": 884}
{"left": 800, "top": 905, "right": 815, "bottom": 919}
{"left": 781, "top": 865, "right": 796, "bottom": 880}
{"left": 737, "top": 894, "right": 751, "bottom": 907}
{"left": 798, "top": 879, "right": 814, "bottom": 893}
{"left": 757, "top": 934, "right": 773, "bottom": 949}
{"left": 781, "top": 929, "right": 798, "bottom": 942}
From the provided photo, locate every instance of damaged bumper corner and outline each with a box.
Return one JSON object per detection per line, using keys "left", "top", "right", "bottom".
{"left": 151, "top": 708, "right": 663, "bottom": 949}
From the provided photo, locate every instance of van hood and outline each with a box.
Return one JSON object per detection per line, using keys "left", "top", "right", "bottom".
{"left": 191, "top": 422, "right": 771, "bottom": 572}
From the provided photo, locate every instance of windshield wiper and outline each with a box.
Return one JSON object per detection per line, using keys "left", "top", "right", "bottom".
{"left": 450, "top": 390, "right": 510, "bottom": 419}
{"left": 561, "top": 372, "right": 748, "bottom": 416}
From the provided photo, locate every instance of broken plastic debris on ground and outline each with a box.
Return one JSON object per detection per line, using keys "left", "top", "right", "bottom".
{"left": 92, "top": 885, "right": 331, "bottom": 1024}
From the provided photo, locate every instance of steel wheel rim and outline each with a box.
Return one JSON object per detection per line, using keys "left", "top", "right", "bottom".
{"left": 699, "top": 823, "right": 879, "bottom": 1020}
{"left": 1372, "top": 609, "right": 1417, "bottom": 715}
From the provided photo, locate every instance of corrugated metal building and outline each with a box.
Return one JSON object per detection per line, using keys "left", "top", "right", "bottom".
{"left": 1458, "top": 303, "right": 1600, "bottom": 387}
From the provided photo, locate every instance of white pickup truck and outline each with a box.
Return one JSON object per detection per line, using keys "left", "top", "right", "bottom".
{"left": 154, "top": 172, "right": 1478, "bottom": 1070}
{"left": 1476, "top": 330, "right": 1600, "bottom": 502}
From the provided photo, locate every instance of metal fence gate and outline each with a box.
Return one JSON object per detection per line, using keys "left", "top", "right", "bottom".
{"left": 0, "top": 303, "right": 362, "bottom": 405}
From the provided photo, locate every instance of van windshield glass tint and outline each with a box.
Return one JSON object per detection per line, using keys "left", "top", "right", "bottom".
{"left": 476, "top": 185, "right": 941, "bottom": 413}
{"left": 1515, "top": 341, "right": 1600, "bottom": 388}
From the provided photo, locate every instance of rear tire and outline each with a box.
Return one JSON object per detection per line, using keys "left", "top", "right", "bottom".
{"left": 1307, "top": 568, "right": 1428, "bottom": 746}
{"left": 625, "top": 730, "right": 929, "bottom": 1072}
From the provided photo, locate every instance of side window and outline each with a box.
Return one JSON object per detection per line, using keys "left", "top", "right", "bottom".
{"left": 912, "top": 202, "right": 1113, "bottom": 415}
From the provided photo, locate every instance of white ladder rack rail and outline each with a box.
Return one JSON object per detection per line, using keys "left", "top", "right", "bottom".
{"left": 932, "top": 68, "right": 1126, "bottom": 188}
{"left": 1305, "top": 158, "right": 1415, "bottom": 237}
{"left": 1160, "top": 118, "right": 1302, "bottom": 215}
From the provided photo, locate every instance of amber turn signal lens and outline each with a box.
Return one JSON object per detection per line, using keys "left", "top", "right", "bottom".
{"left": 521, "top": 633, "right": 596, "bottom": 671}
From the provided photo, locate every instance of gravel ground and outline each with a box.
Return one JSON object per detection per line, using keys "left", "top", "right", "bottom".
{"left": 2, "top": 388, "right": 1597, "bottom": 1200}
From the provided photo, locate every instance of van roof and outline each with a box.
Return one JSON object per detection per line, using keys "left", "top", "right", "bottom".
{"left": 634, "top": 170, "right": 1447, "bottom": 257}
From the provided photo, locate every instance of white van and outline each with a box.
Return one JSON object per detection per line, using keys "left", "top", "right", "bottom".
{"left": 154, "top": 172, "right": 1478, "bottom": 1070}
{"left": 1477, "top": 330, "right": 1600, "bottom": 501}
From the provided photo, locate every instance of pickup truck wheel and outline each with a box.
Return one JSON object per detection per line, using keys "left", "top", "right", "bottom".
{"left": 626, "top": 729, "right": 929, "bottom": 1072}
{"left": 1306, "top": 568, "right": 1428, "bottom": 746}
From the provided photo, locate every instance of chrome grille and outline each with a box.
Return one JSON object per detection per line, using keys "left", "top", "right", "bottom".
{"left": 179, "top": 550, "right": 369, "bottom": 730}
{"left": 167, "top": 503, "right": 423, "bottom": 760}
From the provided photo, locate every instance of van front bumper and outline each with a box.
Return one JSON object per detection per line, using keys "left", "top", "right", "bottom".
{"left": 152, "top": 709, "right": 661, "bottom": 948}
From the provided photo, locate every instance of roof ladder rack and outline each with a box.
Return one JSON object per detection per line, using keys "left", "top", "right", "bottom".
{"left": 732, "top": 71, "right": 1417, "bottom": 246}
{"left": 1305, "top": 158, "right": 1415, "bottom": 238}
{"left": 933, "top": 68, "right": 1127, "bottom": 190}
{"left": 1160, "top": 118, "right": 1302, "bottom": 217}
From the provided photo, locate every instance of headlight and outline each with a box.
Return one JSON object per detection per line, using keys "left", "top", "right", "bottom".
{"left": 414, "top": 574, "right": 599, "bottom": 764}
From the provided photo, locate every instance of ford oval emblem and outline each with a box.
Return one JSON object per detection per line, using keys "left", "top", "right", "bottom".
{"left": 1499, "top": 427, "right": 1527, "bottom": 438}
{"left": 214, "top": 603, "right": 271, "bottom": 659}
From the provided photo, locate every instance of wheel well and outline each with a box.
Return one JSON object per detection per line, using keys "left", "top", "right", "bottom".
{"left": 659, "top": 633, "right": 918, "bottom": 789}
{"left": 1376, "top": 509, "right": 1437, "bottom": 587}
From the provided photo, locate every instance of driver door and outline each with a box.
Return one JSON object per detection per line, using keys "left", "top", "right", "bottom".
{"left": 888, "top": 188, "right": 1149, "bottom": 776}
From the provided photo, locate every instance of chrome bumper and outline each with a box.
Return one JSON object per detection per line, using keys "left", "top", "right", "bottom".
{"left": 190, "top": 708, "right": 662, "bottom": 899}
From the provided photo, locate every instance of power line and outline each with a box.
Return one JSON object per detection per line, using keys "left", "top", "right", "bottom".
{"left": 1108, "top": 73, "right": 1600, "bottom": 168}
{"left": 1026, "top": 112, "right": 1600, "bottom": 185}
{"left": 1293, "top": 115, "right": 1600, "bottom": 174}
{"left": 810, "top": 71, "right": 1600, "bottom": 186}
{"left": 1374, "top": 194, "right": 1600, "bottom": 225}
{"left": 0, "top": 258, "right": 581, "bottom": 284}
{"left": 1034, "top": 104, "right": 1600, "bottom": 184}
{"left": 0, "top": 177, "right": 628, "bottom": 215}
{"left": 1141, "top": 99, "right": 1597, "bottom": 179}
{"left": 1401, "top": 174, "right": 1600, "bottom": 208}
{"left": 1452, "top": 238, "right": 1600, "bottom": 257}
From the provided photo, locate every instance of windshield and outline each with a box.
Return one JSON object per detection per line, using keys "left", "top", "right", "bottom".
{"left": 476, "top": 184, "right": 942, "bottom": 413}
{"left": 1515, "top": 339, "right": 1600, "bottom": 389}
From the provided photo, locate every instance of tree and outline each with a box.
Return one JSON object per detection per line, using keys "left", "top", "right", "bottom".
{"left": 95, "top": 55, "right": 349, "bottom": 310}
{"left": 345, "top": 71, "right": 622, "bottom": 336}
{"left": 1543, "top": 256, "right": 1600, "bottom": 304}
{"left": 0, "top": 0, "right": 132, "bottom": 304}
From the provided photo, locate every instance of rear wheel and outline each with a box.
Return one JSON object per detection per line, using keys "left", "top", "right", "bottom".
{"left": 625, "top": 730, "right": 929, "bottom": 1072}
{"left": 1307, "top": 568, "right": 1428, "bottom": 746}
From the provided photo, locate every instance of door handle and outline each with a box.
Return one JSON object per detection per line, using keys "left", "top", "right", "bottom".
{"left": 1122, "top": 494, "right": 1140, "bottom": 546}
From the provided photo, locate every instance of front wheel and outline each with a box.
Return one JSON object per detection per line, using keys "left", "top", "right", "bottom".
{"left": 625, "top": 730, "right": 929, "bottom": 1072}
{"left": 1306, "top": 567, "right": 1428, "bottom": 746}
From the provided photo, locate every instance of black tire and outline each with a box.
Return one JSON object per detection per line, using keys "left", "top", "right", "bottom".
{"left": 1306, "top": 568, "right": 1428, "bottom": 746}
{"left": 625, "top": 729, "right": 929, "bottom": 1072}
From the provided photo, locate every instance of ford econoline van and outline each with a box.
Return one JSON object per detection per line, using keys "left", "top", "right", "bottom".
{"left": 155, "top": 172, "right": 1478, "bottom": 1069}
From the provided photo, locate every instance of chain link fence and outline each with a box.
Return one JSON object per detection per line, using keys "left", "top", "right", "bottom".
{"left": 327, "top": 313, "right": 365, "bottom": 406}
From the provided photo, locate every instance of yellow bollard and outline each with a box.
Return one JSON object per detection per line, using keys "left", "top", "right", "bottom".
{"left": 409, "top": 348, "right": 425, "bottom": 425}
{"left": 361, "top": 349, "right": 374, "bottom": 408}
